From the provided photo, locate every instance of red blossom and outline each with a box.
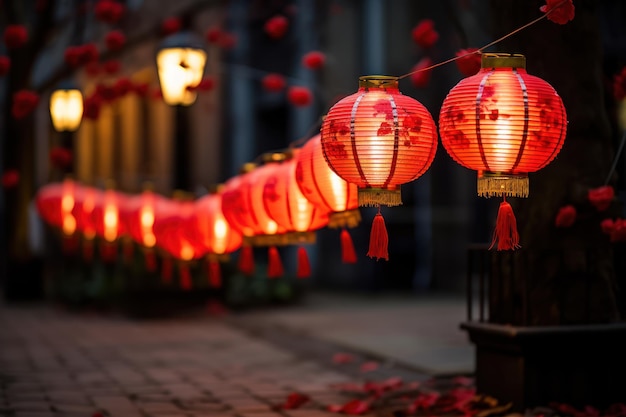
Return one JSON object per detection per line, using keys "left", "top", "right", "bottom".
{"left": 102, "top": 59, "right": 121, "bottom": 74}
{"left": 410, "top": 57, "right": 433, "bottom": 88}
{"left": 412, "top": 19, "right": 438, "bottom": 49}
{"left": 555, "top": 205, "right": 577, "bottom": 228}
{"left": 601, "top": 218, "right": 615, "bottom": 235}
{"left": 4, "top": 25, "right": 28, "bottom": 49}
{"left": 302, "top": 51, "right": 325, "bottom": 69}
{"left": 132, "top": 82, "right": 150, "bottom": 97}
{"left": 50, "top": 147, "right": 73, "bottom": 169}
{"left": 95, "top": 83, "right": 118, "bottom": 102}
{"left": 540, "top": 0, "right": 575, "bottom": 25}
{"left": 262, "top": 73, "right": 286, "bottom": 92}
{"left": 328, "top": 399, "right": 371, "bottom": 415}
{"left": 161, "top": 17, "right": 181, "bottom": 36}
{"left": 83, "top": 94, "right": 102, "bottom": 120}
{"left": 113, "top": 77, "right": 133, "bottom": 97}
{"left": 274, "top": 392, "right": 310, "bottom": 410}
{"left": 332, "top": 352, "right": 355, "bottom": 364}
{"left": 65, "top": 44, "right": 99, "bottom": 68}
{"left": 94, "top": 0, "right": 125, "bottom": 24}
{"left": 264, "top": 15, "right": 289, "bottom": 39}
{"left": 614, "top": 67, "right": 626, "bottom": 101}
{"left": 588, "top": 185, "right": 614, "bottom": 211}
{"left": 104, "top": 30, "right": 126, "bottom": 51}
{"left": 0, "top": 56, "right": 10, "bottom": 76}
{"left": 188, "top": 77, "right": 215, "bottom": 92}
{"left": 455, "top": 48, "right": 482, "bottom": 76}
{"left": 610, "top": 219, "right": 626, "bottom": 243}
{"left": 205, "top": 27, "right": 222, "bottom": 44}
{"left": 12, "top": 90, "right": 39, "bottom": 119}
{"left": 1, "top": 170, "right": 19, "bottom": 189}
{"left": 287, "top": 86, "right": 313, "bottom": 107}
{"left": 408, "top": 392, "right": 440, "bottom": 414}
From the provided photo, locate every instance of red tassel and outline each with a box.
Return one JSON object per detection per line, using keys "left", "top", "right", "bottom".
{"left": 161, "top": 256, "right": 173, "bottom": 284}
{"left": 238, "top": 245, "right": 255, "bottom": 276}
{"left": 340, "top": 228, "right": 357, "bottom": 264}
{"left": 490, "top": 198, "right": 520, "bottom": 251}
{"left": 296, "top": 246, "right": 311, "bottom": 279}
{"left": 100, "top": 241, "right": 117, "bottom": 263}
{"left": 208, "top": 259, "right": 222, "bottom": 288}
{"left": 267, "top": 246, "right": 284, "bottom": 278}
{"left": 122, "top": 240, "right": 134, "bottom": 263}
{"left": 144, "top": 248, "right": 157, "bottom": 272}
{"left": 83, "top": 239, "right": 94, "bottom": 261}
{"left": 179, "top": 263, "right": 193, "bottom": 290}
{"left": 367, "top": 209, "right": 389, "bottom": 261}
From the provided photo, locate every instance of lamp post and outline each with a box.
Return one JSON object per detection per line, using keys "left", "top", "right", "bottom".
{"left": 156, "top": 32, "right": 207, "bottom": 191}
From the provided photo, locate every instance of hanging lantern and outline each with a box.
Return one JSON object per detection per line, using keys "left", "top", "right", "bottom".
{"left": 35, "top": 179, "right": 78, "bottom": 253}
{"left": 320, "top": 76, "right": 438, "bottom": 260}
{"left": 153, "top": 197, "right": 206, "bottom": 290}
{"left": 296, "top": 134, "right": 360, "bottom": 263}
{"left": 50, "top": 83, "right": 83, "bottom": 132}
{"left": 222, "top": 160, "right": 287, "bottom": 276}
{"left": 195, "top": 188, "right": 243, "bottom": 288}
{"left": 92, "top": 185, "right": 124, "bottom": 263}
{"left": 72, "top": 185, "right": 99, "bottom": 261}
{"left": 263, "top": 152, "right": 330, "bottom": 278}
{"left": 156, "top": 31, "right": 207, "bottom": 106}
{"left": 438, "top": 53, "right": 567, "bottom": 250}
{"left": 121, "top": 188, "right": 163, "bottom": 271}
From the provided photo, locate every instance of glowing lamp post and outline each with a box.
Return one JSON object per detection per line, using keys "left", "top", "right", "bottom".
{"left": 156, "top": 32, "right": 207, "bottom": 106}
{"left": 50, "top": 85, "right": 83, "bottom": 132}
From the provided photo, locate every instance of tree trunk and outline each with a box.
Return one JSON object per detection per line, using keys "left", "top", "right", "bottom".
{"left": 488, "top": 0, "right": 621, "bottom": 325}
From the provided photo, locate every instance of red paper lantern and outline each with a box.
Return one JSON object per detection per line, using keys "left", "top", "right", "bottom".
{"left": 320, "top": 76, "right": 438, "bottom": 260}
{"left": 35, "top": 179, "right": 78, "bottom": 253}
{"left": 296, "top": 135, "right": 360, "bottom": 263}
{"left": 195, "top": 190, "right": 243, "bottom": 287}
{"left": 263, "top": 153, "right": 330, "bottom": 278}
{"left": 72, "top": 185, "right": 99, "bottom": 260}
{"left": 439, "top": 53, "right": 567, "bottom": 250}
{"left": 153, "top": 198, "right": 206, "bottom": 289}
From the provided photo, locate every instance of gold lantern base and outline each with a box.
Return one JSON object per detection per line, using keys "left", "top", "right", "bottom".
{"left": 358, "top": 188, "right": 402, "bottom": 207}
{"left": 244, "top": 232, "right": 316, "bottom": 247}
{"left": 477, "top": 172, "right": 529, "bottom": 198}
{"left": 328, "top": 209, "right": 361, "bottom": 229}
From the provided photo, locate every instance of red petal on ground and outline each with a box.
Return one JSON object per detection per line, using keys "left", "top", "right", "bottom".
{"left": 360, "top": 361, "right": 379, "bottom": 372}
{"left": 332, "top": 352, "right": 355, "bottom": 364}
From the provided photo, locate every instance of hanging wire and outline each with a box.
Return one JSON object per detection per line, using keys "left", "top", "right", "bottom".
{"left": 397, "top": 0, "right": 570, "bottom": 80}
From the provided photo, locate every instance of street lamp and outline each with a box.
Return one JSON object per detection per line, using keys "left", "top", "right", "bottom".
{"left": 156, "top": 31, "right": 207, "bottom": 106}
{"left": 50, "top": 83, "right": 83, "bottom": 132}
{"left": 156, "top": 31, "right": 207, "bottom": 191}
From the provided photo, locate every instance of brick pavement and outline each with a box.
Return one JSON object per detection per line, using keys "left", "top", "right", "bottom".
{"left": 0, "top": 306, "right": 434, "bottom": 417}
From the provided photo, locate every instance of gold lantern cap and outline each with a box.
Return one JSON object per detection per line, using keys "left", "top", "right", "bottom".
{"left": 359, "top": 75, "right": 399, "bottom": 89}
{"left": 481, "top": 53, "right": 526, "bottom": 70}
{"left": 208, "top": 183, "right": 225, "bottom": 194}
{"left": 260, "top": 151, "right": 291, "bottom": 163}
{"left": 240, "top": 162, "right": 257, "bottom": 174}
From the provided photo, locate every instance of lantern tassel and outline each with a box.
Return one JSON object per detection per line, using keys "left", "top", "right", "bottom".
{"left": 367, "top": 207, "right": 389, "bottom": 261}
{"left": 296, "top": 246, "right": 311, "bottom": 279}
{"left": 267, "top": 246, "right": 284, "bottom": 278}
{"left": 238, "top": 244, "right": 255, "bottom": 276}
{"left": 208, "top": 259, "right": 222, "bottom": 288}
{"left": 490, "top": 196, "right": 521, "bottom": 251}
{"left": 161, "top": 256, "right": 173, "bottom": 284}
{"left": 83, "top": 238, "right": 94, "bottom": 261}
{"left": 340, "top": 228, "right": 357, "bottom": 264}
{"left": 144, "top": 248, "right": 157, "bottom": 272}
{"left": 179, "top": 262, "right": 193, "bottom": 291}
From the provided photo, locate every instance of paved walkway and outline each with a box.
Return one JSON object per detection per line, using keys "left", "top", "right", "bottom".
{"left": 0, "top": 301, "right": 453, "bottom": 417}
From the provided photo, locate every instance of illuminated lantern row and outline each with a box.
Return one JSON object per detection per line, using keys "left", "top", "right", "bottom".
{"left": 321, "top": 76, "right": 438, "bottom": 260}
{"left": 296, "top": 135, "right": 360, "bottom": 263}
{"left": 439, "top": 53, "right": 567, "bottom": 249}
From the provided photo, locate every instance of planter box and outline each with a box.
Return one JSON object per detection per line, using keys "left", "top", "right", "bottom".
{"left": 461, "top": 321, "right": 626, "bottom": 410}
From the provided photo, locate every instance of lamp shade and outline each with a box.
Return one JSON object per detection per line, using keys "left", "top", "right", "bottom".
{"left": 50, "top": 88, "right": 83, "bottom": 132}
{"left": 439, "top": 53, "right": 567, "bottom": 197}
{"left": 320, "top": 76, "right": 438, "bottom": 207}
{"left": 156, "top": 31, "right": 207, "bottom": 106}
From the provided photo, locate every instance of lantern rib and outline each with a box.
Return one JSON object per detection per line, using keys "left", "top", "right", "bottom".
{"left": 475, "top": 72, "right": 494, "bottom": 172}
{"left": 284, "top": 172, "right": 294, "bottom": 230}
{"left": 511, "top": 69, "right": 530, "bottom": 172}
{"left": 382, "top": 96, "right": 400, "bottom": 189}
{"left": 543, "top": 94, "right": 568, "bottom": 170}
{"left": 350, "top": 93, "right": 369, "bottom": 187}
